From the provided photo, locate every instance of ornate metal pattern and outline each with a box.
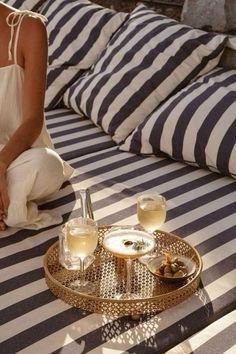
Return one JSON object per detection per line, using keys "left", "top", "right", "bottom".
{"left": 44, "top": 226, "right": 202, "bottom": 316}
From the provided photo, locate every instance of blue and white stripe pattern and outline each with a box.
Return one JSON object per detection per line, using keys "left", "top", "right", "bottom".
{"left": 46, "top": 108, "right": 115, "bottom": 160}
{"left": 40, "top": 0, "right": 128, "bottom": 110}
{"left": 0, "top": 108, "right": 235, "bottom": 353}
{"left": 120, "top": 67, "right": 236, "bottom": 178}
{"left": 166, "top": 310, "right": 236, "bottom": 354}
{"left": 2, "top": 0, "right": 45, "bottom": 11}
{"left": 63, "top": 3, "right": 227, "bottom": 144}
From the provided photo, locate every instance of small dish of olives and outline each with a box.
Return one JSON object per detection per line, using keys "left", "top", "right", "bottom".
{"left": 147, "top": 253, "right": 196, "bottom": 283}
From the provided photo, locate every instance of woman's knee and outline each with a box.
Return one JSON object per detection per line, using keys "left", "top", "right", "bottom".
{"left": 8, "top": 148, "right": 65, "bottom": 202}
{"left": 33, "top": 148, "right": 64, "bottom": 176}
{"left": 31, "top": 148, "right": 65, "bottom": 193}
{"left": 8, "top": 147, "right": 64, "bottom": 175}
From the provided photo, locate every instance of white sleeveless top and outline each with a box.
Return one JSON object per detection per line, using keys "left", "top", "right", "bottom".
{"left": 0, "top": 10, "right": 73, "bottom": 179}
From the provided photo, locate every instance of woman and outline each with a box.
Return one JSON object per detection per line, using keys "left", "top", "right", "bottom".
{"left": 0, "top": 2, "right": 74, "bottom": 230}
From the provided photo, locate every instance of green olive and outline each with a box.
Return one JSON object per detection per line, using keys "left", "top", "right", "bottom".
{"left": 171, "top": 263, "right": 179, "bottom": 273}
{"left": 173, "top": 270, "right": 185, "bottom": 278}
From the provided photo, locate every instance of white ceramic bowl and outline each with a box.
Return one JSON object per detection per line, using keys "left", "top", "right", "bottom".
{"left": 147, "top": 255, "right": 196, "bottom": 283}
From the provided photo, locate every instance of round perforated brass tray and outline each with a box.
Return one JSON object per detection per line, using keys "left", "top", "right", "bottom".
{"left": 44, "top": 226, "right": 202, "bottom": 316}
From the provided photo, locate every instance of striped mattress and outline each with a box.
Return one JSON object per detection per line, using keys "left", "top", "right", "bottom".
{"left": 0, "top": 108, "right": 235, "bottom": 354}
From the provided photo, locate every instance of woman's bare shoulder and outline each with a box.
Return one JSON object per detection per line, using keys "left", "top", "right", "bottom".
{"left": 21, "top": 12, "right": 47, "bottom": 36}
{"left": 20, "top": 13, "right": 48, "bottom": 53}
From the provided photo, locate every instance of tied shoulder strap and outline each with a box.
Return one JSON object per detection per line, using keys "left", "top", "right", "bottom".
{"left": 6, "top": 10, "right": 47, "bottom": 62}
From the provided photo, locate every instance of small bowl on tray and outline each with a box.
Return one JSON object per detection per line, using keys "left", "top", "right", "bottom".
{"left": 147, "top": 254, "right": 196, "bottom": 283}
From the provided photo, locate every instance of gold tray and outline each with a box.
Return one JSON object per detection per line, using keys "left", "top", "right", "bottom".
{"left": 44, "top": 226, "right": 202, "bottom": 316}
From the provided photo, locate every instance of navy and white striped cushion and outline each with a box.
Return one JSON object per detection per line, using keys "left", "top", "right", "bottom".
{"left": 166, "top": 311, "right": 236, "bottom": 354}
{"left": 45, "top": 108, "right": 115, "bottom": 160}
{"left": 2, "top": 0, "right": 45, "bottom": 10}
{"left": 120, "top": 68, "right": 236, "bottom": 178}
{"left": 2, "top": 140, "right": 236, "bottom": 353}
{"left": 40, "top": 0, "right": 128, "bottom": 110}
{"left": 63, "top": 3, "right": 227, "bottom": 144}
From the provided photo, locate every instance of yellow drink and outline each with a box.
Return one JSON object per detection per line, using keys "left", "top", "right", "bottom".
{"left": 137, "top": 200, "right": 166, "bottom": 232}
{"left": 67, "top": 226, "right": 98, "bottom": 259}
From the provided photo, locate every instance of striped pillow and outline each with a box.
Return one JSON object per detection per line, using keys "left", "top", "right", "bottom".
{"left": 120, "top": 68, "right": 236, "bottom": 178}
{"left": 219, "top": 36, "right": 236, "bottom": 70}
{"left": 40, "top": 0, "right": 128, "bottom": 110}
{"left": 2, "top": 0, "right": 45, "bottom": 11}
{"left": 63, "top": 3, "right": 227, "bottom": 144}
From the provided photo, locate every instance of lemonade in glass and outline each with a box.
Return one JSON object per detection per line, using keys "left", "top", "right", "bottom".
{"left": 137, "top": 193, "right": 166, "bottom": 264}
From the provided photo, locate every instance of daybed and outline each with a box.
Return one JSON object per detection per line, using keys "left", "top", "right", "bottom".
{"left": 1, "top": 0, "right": 235, "bottom": 353}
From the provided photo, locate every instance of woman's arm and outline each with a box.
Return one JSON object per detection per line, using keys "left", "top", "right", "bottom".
{"left": 0, "top": 15, "right": 48, "bottom": 169}
{"left": 0, "top": 14, "right": 48, "bottom": 219}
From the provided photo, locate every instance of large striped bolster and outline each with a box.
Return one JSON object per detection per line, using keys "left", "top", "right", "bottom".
{"left": 3, "top": 0, "right": 44, "bottom": 11}
{"left": 40, "top": 0, "right": 128, "bottom": 110}
{"left": 120, "top": 67, "right": 236, "bottom": 178}
{"left": 63, "top": 3, "right": 227, "bottom": 144}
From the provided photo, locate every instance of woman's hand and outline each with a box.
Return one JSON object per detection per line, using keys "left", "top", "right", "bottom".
{"left": 0, "top": 162, "right": 9, "bottom": 230}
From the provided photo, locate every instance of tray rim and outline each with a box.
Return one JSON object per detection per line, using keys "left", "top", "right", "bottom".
{"left": 43, "top": 225, "right": 203, "bottom": 308}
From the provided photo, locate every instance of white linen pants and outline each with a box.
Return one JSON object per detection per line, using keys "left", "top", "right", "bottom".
{"left": 4, "top": 147, "right": 66, "bottom": 229}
